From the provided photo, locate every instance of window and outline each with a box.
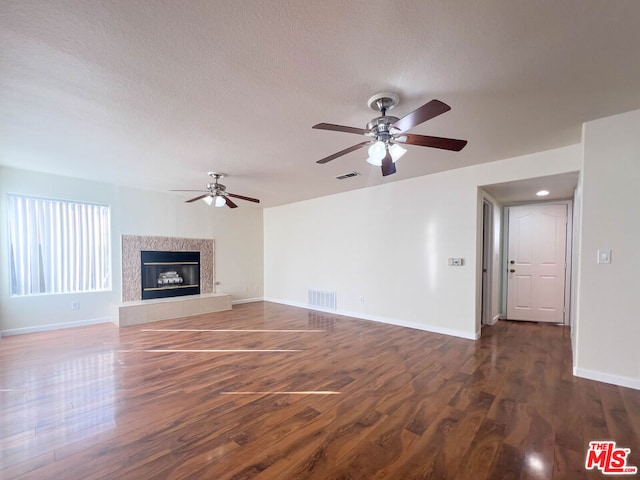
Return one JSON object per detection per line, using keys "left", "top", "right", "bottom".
{"left": 7, "top": 194, "right": 111, "bottom": 296}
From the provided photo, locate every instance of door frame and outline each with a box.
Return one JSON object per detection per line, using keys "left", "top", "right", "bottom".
{"left": 481, "top": 199, "right": 494, "bottom": 326}
{"left": 501, "top": 199, "right": 574, "bottom": 325}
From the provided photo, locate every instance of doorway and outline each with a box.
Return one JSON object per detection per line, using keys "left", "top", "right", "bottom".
{"left": 505, "top": 203, "right": 570, "bottom": 323}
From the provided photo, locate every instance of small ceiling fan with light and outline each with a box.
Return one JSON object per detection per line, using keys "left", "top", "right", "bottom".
{"left": 171, "top": 172, "right": 260, "bottom": 208}
{"left": 313, "top": 93, "right": 468, "bottom": 176}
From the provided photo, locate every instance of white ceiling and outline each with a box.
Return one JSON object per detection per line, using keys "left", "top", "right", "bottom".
{"left": 2, "top": 1, "right": 640, "bottom": 207}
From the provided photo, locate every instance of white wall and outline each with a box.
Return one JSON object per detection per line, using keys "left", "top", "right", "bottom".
{"left": 264, "top": 144, "right": 581, "bottom": 339}
{"left": 0, "top": 167, "right": 264, "bottom": 334}
{"left": 574, "top": 109, "right": 640, "bottom": 389}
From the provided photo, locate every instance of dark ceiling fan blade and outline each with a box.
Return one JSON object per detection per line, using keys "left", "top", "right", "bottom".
{"left": 391, "top": 99, "right": 451, "bottom": 133}
{"left": 225, "top": 197, "right": 238, "bottom": 208}
{"left": 186, "top": 194, "right": 209, "bottom": 203}
{"left": 381, "top": 151, "right": 396, "bottom": 177}
{"left": 312, "top": 123, "right": 369, "bottom": 135}
{"left": 396, "top": 133, "right": 467, "bottom": 151}
{"left": 317, "top": 141, "right": 370, "bottom": 164}
{"left": 227, "top": 192, "right": 260, "bottom": 203}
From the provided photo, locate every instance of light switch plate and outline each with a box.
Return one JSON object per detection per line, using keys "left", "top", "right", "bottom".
{"left": 597, "top": 249, "right": 611, "bottom": 264}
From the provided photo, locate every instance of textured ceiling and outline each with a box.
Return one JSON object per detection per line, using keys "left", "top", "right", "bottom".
{"left": 2, "top": 0, "right": 640, "bottom": 207}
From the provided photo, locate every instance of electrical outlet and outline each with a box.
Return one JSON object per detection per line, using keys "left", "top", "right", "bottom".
{"left": 71, "top": 301, "right": 80, "bottom": 311}
{"left": 360, "top": 296, "right": 365, "bottom": 304}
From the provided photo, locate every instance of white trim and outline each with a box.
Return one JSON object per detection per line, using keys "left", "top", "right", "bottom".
{"left": 232, "top": 297, "right": 264, "bottom": 305}
{"left": 564, "top": 200, "right": 574, "bottom": 326}
{"left": 1, "top": 316, "right": 113, "bottom": 337}
{"left": 263, "top": 297, "right": 479, "bottom": 340}
{"left": 574, "top": 366, "right": 640, "bottom": 391}
{"left": 480, "top": 197, "right": 495, "bottom": 327}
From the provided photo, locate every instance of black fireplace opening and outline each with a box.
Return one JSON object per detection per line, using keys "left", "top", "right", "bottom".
{"left": 141, "top": 251, "right": 200, "bottom": 300}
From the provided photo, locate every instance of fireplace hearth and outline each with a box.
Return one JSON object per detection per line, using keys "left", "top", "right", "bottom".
{"left": 141, "top": 251, "right": 200, "bottom": 300}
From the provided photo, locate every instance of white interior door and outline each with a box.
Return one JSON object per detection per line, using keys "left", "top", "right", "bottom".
{"left": 506, "top": 204, "right": 568, "bottom": 323}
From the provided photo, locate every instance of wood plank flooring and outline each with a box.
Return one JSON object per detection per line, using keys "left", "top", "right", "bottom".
{"left": 1, "top": 301, "right": 639, "bottom": 479}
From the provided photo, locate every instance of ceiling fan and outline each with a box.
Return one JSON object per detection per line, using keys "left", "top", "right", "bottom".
{"left": 313, "top": 93, "right": 468, "bottom": 176}
{"left": 171, "top": 172, "right": 260, "bottom": 208}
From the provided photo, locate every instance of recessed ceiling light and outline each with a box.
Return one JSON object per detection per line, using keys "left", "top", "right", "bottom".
{"left": 536, "top": 190, "right": 550, "bottom": 197}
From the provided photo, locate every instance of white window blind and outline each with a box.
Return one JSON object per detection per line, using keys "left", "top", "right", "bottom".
{"left": 7, "top": 194, "right": 112, "bottom": 296}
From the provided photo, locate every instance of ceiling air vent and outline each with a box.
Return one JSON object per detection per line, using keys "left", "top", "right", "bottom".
{"left": 335, "top": 172, "right": 361, "bottom": 180}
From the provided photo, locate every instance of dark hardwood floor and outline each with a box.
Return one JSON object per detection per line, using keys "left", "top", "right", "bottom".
{"left": 1, "top": 302, "right": 639, "bottom": 479}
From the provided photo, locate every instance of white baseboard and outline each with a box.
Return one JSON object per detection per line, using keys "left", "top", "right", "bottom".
{"left": 1, "top": 316, "right": 114, "bottom": 337}
{"left": 574, "top": 366, "right": 640, "bottom": 390}
{"left": 263, "top": 297, "right": 479, "bottom": 340}
{"left": 232, "top": 297, "right": 264, "bottom": 305}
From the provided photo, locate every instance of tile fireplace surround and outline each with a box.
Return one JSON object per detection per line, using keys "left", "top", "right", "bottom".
{"left": 121, "top": 235, "right": 214, "bottom": 302}
{"left": 119, "top": 235, "right": 231, "bottom": 327}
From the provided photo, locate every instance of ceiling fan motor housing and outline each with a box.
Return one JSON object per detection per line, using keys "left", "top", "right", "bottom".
{"left": 367, "top": 116, "right": 400, "bottom": 143}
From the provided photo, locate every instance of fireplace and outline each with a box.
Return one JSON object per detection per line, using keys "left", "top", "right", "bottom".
{"left": 141, "top": 251, "right": 200, "bottom": 300}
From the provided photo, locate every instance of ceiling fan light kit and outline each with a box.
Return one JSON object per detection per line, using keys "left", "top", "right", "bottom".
{"left": 313, "top": 93, "right": 468, "bottom": 177}
{"left": 388, "top": 143, "right": 407, "bottom": 162}
{"left": 366, "top": 156, "right": 382, "bottom": 167}
{"left": 367, "top": 141, "right": 386, "bottom": 162}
